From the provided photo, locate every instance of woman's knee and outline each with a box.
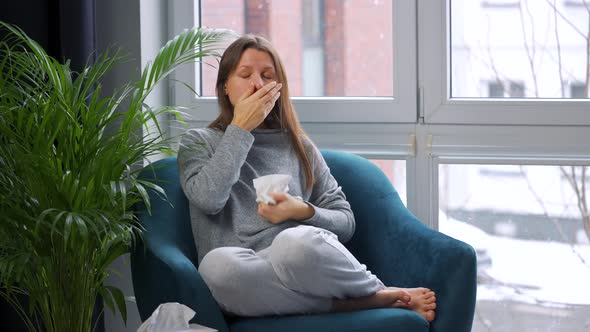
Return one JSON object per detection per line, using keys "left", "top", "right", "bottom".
{"left": 198, "top": 247, "right": 276, "bottom": 315}
{"left": 270, "top": 226, "right": 337, "bottom": 273}
{"left": 199, "top": 247, "right": 254, "bottom": 292}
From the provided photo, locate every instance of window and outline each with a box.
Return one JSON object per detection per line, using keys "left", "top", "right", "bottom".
{"left": 450, "top": 0, "right": 588, "bottom": 98}
{"left": 439, "top": 163, "right": 590, "bottom": 331}
{"left": 452, "top": 0, "right": 588, "bottom": 99}
{"left": 370, "top": 160, "right": 407, "bottom": 205}
{"left": 200, "top": 0, "right": 392, "bottom": 97}
{"left": 170, "top": 0, "right": 417, "bottom": 124}
{"left": 423, "top": 0, "right": 590, "bottom": 125}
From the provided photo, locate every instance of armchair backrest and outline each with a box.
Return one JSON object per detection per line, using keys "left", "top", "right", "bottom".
{"left": 321, "top": 150, "right": 404, "bottom": 238}
{"left": 137, "top": 157, "right": 198, "bottom": 263}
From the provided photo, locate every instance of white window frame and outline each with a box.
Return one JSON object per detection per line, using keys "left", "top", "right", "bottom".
{"left": 419, "top": 0, "right": 590, "bottom": 125}
{"left": 420, "top": 124, "right": 590, "bottom": 229}
{"left": 165, "top": 0, "right": 590, "bottom": 231}
{"left": 168, "top": 0, "right": 418, "bottom": 124}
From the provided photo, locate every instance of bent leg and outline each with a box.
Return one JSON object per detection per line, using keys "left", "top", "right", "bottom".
{"left": 268, "top": 225, "right": 385, "bottom": 299}
{"left": 267, "top": 226, "right": 437, "bottom": 321}
{"left": 198, "top": 246, "right": 332, "bottom": 317}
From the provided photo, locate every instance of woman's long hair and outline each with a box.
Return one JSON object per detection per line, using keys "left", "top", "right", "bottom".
{"left": 209, "top": 35, "right": 314, "bottom": 190}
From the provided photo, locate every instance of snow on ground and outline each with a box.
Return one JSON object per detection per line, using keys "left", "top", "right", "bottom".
{"left": 440, "top": 213, "right": 590, "bottom": 306}
{"left": 482, "top": 236, "right": 590, "bottom": 305}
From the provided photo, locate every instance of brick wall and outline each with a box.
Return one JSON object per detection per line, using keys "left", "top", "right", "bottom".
{"left": 201, "top": 0, "right": 245, "bottom": 96}
{"left": 200, "top": 0, "right": 392, "bottom": 97}
{"left": 324, "top": 0, "right": 345, "bottom": 95}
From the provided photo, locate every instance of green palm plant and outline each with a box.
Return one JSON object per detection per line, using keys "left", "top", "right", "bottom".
{"left": 0, "top": 21, "right": 227, "bottom": 332}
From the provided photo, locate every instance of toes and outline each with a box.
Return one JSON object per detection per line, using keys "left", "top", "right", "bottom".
{"left": 424, "top": 296, "right": 436, "bottom": 304}
{"left": 425, "top": 303, "right": 436, "bottom": 310}
{"left": 424, "top": 310, "right": 436, "bottom": 322}
{"left": 416, "top": 287, "right": 430, "bottom": 294}
{"left": 423, "top": 291, "right": 435, "bottom": 298}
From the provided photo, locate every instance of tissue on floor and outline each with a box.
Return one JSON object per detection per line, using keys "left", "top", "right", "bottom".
{"left": 136, "top": 302, "right": 217, "bottom": 332}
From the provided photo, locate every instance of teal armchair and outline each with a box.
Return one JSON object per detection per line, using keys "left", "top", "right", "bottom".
{"left": 130, "top": 150, "right": 477, "bottom": 332}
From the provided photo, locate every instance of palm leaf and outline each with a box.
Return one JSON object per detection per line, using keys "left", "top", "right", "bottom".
{"left": 0, "top": 20, "right": 230, "bottom": 332}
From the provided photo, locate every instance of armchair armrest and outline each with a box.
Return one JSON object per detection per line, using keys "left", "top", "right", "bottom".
{"left": 352, "top": 201, "right": 477, "bottom": 332}
{"left": 322, "top": 150, "right": 476, "bottom": 332}
{"left": 131, "top": 240, "right": 229, "bottom": 332}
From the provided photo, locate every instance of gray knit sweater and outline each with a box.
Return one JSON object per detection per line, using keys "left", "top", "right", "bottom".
{"left": 178, "top": 125, "right": 355, "bottom": 262}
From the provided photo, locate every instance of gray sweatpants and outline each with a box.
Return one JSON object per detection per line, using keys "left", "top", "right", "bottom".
{"left": 198, "top": 225, "right": 385, "bottom": 317}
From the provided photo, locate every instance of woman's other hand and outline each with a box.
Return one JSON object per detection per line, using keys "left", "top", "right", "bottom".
{"left": 231, "top": 81, "right": 282, "bottom": 131}
{"left": 257, "top": 192, "right": 314, "bottom": 224}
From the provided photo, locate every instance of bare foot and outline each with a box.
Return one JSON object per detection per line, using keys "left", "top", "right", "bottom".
{"left": 390, "top": 287, "right": 436, "bottom": 322}
{"left": 332, "top": 287, "right": 436, "bottom": 322}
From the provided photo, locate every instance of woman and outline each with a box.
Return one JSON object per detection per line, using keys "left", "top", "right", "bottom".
{"left": 178, "top": 34, "right": 436, "bottom": 321}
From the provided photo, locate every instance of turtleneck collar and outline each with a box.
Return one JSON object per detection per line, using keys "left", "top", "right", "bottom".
{"left": 251, "top": 128, "right": 285, "bottom": 134}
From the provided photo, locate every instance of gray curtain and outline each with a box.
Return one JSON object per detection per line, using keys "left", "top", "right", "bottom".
{"left": 0, "top": 0, "right": 96, "bottom": 72}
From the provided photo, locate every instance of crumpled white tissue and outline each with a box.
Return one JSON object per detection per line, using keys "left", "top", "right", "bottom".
{"left": 137, "top": 302, "right": 217, "bottom": 332}
{"left": 253, "top": 174, "right": 292, "bottom": 205}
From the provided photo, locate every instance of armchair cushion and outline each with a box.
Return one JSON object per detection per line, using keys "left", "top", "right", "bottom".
{"left": 230, "top": 309, "right": 427, "bottom": 332}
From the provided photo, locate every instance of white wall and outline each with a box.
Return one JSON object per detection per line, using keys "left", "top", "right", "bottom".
{"left": 96, "top": 1, "right": 169, "bottom": 331}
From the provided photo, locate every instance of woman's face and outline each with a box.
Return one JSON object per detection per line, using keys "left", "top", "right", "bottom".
{"left": 225, "top": 48, "right": 277, "bottom": 106}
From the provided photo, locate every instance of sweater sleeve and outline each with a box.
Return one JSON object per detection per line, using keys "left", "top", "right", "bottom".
{"left": 178, "top": 125, "right": 254, "bottom": 215}
{"left": 301, "top": 143, "right": 356, "bottom": 243}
